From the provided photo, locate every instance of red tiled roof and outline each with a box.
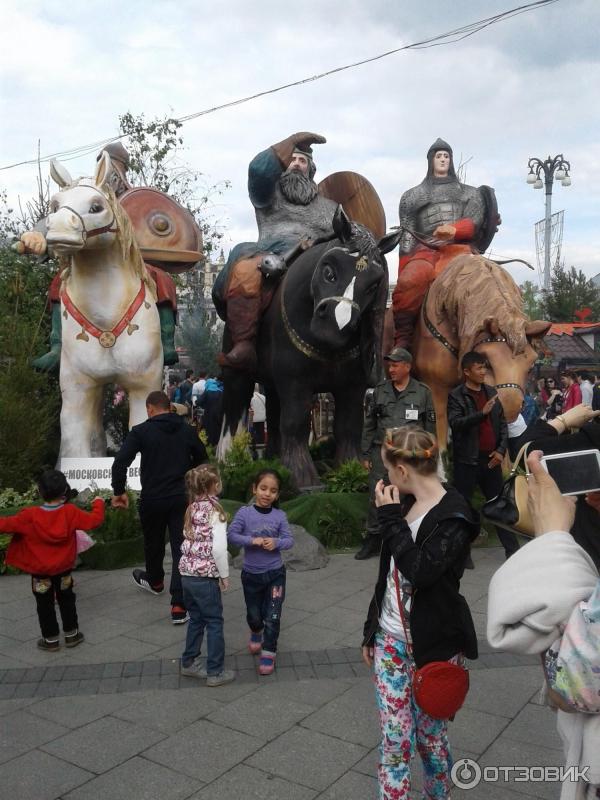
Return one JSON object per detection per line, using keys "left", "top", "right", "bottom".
{"left": 547, "top": 322, "right": 600, "bottom": 336}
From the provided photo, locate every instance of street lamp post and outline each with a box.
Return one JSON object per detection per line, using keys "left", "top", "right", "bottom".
{"left": 526, "top": 154, "right": 571, "bottom": 289}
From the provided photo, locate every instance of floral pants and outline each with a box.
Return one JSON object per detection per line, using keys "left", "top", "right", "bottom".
{"left": 374, "top": 630, "right": 453, "bottom": 799}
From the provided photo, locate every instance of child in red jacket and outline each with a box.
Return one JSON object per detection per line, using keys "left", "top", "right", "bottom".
{"left": 0, "top": 470, "right": 105, "bottom": 651}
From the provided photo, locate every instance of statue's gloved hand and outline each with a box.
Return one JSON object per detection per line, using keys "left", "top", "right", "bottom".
{"left": 289, "top": 131, "right": 326, "bottom": 147}
{"left": 273, "top": 132, "right": 326, "bottom": 166}
{"left": 19, "top": 230, "right": 47, "bottom": 255}
{"left": 433, "top": 224, "right": 456, "bottom": 241}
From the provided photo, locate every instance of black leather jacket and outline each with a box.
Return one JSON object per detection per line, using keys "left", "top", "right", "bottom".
{"left": 447, "top": 383, "right": 508, "bottom": 466}
{"left": 362, "top": 488, "right": 479, "bottom": 667}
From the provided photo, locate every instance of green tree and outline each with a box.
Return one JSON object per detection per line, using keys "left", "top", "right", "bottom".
{"left": 119, "top": 112, "right": 230, "bottom": 261}
{"left": 520, "top": 280, "right": 542, "bottom": 319}
{"left": 0, "top": 247, "right": 60, "bottom": 490}
{"left": 176, "top": 310, "right": 223, "bottom": 375}
{"left": 541, "top": 263, "right": 600, "bottom": 322}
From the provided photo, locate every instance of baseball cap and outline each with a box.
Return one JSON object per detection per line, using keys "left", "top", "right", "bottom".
{"left": 384, "top": 347, "right": 412, "bottom": 363}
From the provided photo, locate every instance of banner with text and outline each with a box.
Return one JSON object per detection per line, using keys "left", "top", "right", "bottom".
{"left": 59, "top": 457, "right": 141, "bottom": 491}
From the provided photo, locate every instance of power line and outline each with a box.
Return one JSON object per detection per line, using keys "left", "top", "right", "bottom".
{"left": 0, "top": 0, "right": 559, "bottom": 172}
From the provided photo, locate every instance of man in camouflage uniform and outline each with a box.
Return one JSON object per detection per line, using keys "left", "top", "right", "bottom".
{"left": 356, "top": 346, "right": 436, "bottom": 559}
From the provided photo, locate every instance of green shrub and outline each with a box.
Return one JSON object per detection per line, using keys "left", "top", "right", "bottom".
{"left": 219, "top": 432, "right": 295, "bottom": 502}
{"left": 282, "top": 492, "right": 368, "bottom": 549}
{"left": 324, "top": 460, "right": 369, "bottom": 493}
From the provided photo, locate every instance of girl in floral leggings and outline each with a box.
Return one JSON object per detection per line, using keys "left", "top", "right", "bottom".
{"left": 362, "top": 426, "right": 479, "bottom": 799}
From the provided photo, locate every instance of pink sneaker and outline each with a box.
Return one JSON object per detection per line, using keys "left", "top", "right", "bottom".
{"left": 259, "top": 651, "right": 276, "bottom": 676}
{"left": 248, "top": 631, "right": 262, "bottom": 655}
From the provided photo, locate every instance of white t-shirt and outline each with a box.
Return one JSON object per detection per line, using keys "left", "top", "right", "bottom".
{"left": 250, "top": 392, "right": 266, "bottom": 424}
{"left": 379, "top": 513, "right": 426, "bottom": 642}
{"left": 191, "top": 379, "right": 206, "bottom": 406}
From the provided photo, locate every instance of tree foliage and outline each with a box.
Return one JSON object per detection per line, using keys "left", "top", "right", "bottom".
{"left": 541, "top": 263, "right": 600, "bottom": 322}
{"left": 176, "top": 310, "right": 223, "bottom": 375}
{"left": 119, "top": 112, "right": 230, "bottom": 260}
{"left": 520, "top": 280, "right": 543, "bottom": 320}
{"left": 0, "top": 247, "right": 60, "bottom": 490}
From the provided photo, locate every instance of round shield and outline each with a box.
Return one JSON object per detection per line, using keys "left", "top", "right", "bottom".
{"left": 474, "top": 185, "right": 500, "bottom": 254}
{"left": 120, "top": 187, "right": 204, "bottom": 274}
{"left": 318, "top": 172, "right": 386, "bottom": 239}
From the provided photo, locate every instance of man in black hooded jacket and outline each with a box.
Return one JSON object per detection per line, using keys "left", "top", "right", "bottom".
{"left": 111, "top": 391, "right": 207, "bottom": 623}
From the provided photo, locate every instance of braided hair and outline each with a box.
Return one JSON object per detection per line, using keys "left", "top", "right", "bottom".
{"left": 382, "top": 425, "right": 438, "bottom": 476}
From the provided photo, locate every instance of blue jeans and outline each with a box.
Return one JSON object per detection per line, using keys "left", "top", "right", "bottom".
{"left": 241, "top": 566, "right": 286, "bottom": 653}
{"left": 181, "top": 576, "right": 225, "bottom": 675}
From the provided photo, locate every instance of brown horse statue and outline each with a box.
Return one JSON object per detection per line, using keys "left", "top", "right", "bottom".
{"left": 384, "top": 254, "right": 551, "bottom": 447}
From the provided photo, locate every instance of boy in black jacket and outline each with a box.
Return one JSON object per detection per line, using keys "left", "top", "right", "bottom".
{"left": 111, "top": 391, "right": 207, "bottom": 623}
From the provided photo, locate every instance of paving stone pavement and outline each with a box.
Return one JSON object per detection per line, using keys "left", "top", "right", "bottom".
{"left": 0, "top": 548, "right": 570, "bottom": 799}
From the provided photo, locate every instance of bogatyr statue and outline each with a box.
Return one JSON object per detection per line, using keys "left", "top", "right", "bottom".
{"left": 213, "top": 131, "right": 339, "bottom": 371}
{"left": 392, "top": 138, "right": 500, "bottom": 349}
{"left": 20, "top": 143, "right": 201, "bottom": 370}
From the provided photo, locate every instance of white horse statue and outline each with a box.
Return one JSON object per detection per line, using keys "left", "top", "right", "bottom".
{"left": 46, "top": 153, "right": 163, "bottom": 458}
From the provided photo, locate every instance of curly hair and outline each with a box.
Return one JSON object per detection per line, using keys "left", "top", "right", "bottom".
{"left": 183, "top": 464, "right": 226, "bottom": 538}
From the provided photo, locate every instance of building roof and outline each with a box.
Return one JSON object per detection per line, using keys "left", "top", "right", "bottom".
{"left": 547, "top": 322, "right": 600, "bottom": 336}
{"left": 543, "top": 333, "right": 599, "bottom": 363}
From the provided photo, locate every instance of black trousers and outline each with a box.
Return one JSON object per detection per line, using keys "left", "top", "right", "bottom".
{"left": 32, "top": 572, "right": 78, "bottom": 639}
{"left": 453, "top": 455, "right": 520, "bottom": 558}
{"left": 138, "top": 495, "right": 187, "bottom": 606}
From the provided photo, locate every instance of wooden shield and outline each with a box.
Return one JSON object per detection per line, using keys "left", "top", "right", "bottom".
{"left": 120, "top": 187, "right": 204, "bottom": 274}
{"left": 318, "top": 171, "right": 386, "bottom": 239}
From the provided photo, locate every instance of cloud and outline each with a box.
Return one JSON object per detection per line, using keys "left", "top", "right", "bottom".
{"left": 1, "top": 0, "right": 599, "bottom": 283}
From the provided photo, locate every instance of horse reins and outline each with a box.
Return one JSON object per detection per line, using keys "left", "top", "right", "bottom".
{"left": 421, "top": 292, "right": 524, "bottom": 396}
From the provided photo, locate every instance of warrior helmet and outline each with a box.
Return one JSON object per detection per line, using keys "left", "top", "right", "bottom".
{"left": 426, "top": 138, "right": 457, "bottom": 180}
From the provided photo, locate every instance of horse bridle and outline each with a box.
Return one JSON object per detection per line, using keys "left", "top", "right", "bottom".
{"left": 50, "top": 187, "right": 118, "bottom": 242}
{"left": 280, "top": 272, "right": 360, "bottom": 364}
{"left": 422, "top": 293, "right": 524, "bottom": 396}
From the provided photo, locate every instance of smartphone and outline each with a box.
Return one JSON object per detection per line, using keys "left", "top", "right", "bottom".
{"left": 540, "top": 449, "right": 600, "bottom": 495}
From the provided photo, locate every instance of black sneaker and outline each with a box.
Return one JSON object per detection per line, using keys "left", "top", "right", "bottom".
{"left": 354, "top": 536, "right": 381, "bottom": 560}
{"left": 64, "top": 630, "right": 85, "bottom": 648}
{"left": 132, "top": 569, "right": 164, "bottom": 595}
{"left": 37, "top": 637, "right": 60, "bottom": 652}
{"left": 171, "top": 605, "right": 189, "bottom": 624}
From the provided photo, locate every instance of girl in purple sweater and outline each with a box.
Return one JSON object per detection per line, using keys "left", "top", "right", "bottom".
{"left": 227, "top": 470, "right": 293, "bottom": 675}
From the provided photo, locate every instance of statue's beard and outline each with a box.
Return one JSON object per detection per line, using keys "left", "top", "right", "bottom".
{"left": 279, "top": 170, "right": 318, "bottom": 205}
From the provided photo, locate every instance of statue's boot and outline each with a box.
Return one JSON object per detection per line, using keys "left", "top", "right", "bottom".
{"left": 32, "top": 302, "right": 62, "bottom": 373}
{"left": 392, "top": 310, "right": 417, "bottom": 351}
{"left": 217, "top": 295, "right": 260, "bottom": 372}
{"left": 158, "top": 305, "right": 179, "bottom": 366}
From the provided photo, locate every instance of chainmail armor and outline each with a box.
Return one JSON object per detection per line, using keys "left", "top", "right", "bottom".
{"left": 255, "top": 184, "right": 338, "bottom": 249}
{"left": 398, "top": 179, "right": 485, "bottom": 254}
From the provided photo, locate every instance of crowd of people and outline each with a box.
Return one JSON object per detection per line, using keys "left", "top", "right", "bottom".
{"left": 1, "top": 363, "right": 599, "bottom": 797}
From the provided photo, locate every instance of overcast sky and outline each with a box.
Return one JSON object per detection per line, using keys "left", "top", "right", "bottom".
{"left": 1, "top": 0, "right": 599, "bottom": 287}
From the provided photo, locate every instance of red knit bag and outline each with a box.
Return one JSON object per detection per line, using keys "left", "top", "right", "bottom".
{"left": 394, "top": 568, "right": 469, "bottom": 720}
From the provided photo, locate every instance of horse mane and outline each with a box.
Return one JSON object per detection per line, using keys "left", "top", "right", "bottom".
{"left": 431, "top": 254, "right": 528, "bottom": 363}
{"left": 59, "top": 182, "right": 157, "bottom": 301}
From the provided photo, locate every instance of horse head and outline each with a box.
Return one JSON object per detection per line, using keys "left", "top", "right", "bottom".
{"left": 46, "top": 153, "right": 121, "bottom": 254}
{"left": 309, "top": 208, "right": 396, "bottom": 382}
{"left": 422, "top": 254, "right": 552, "bottom": 425}
{"left": 473, "top": 306, "right": 551, "bottom": 423}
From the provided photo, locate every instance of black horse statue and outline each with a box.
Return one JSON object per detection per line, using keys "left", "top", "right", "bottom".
{"left": 218, "top": 209, "right": 400, "bottom": 488}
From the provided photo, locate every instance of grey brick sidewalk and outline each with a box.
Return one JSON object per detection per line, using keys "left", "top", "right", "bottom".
{"left": 0, "top": 549, "right": 566, "bottom": 799}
